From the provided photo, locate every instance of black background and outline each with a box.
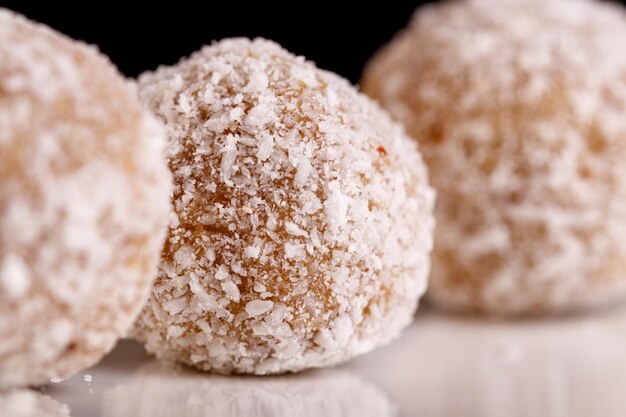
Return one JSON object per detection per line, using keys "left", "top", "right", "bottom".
{"left": 1, "top": 2, "right": 435, "bottom": 84}
{"left": 3, "top": 1, "right": 626, "bottom": 84}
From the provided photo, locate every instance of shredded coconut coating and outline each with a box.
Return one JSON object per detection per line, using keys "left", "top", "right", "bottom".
{"left": 0, "top": 390, "right": 71, "bottom": 417}
{"left": 133, "top": 38, "right": 434, "bottom": 374}
{"left": 0, "top": 9, "right": 171, "bottom": 387}
{"left": 362, "top": 0, "right": 626, "bottom": 315}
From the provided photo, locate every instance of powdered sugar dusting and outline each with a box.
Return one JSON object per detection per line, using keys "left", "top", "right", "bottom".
{"left": 134, "top": 38, "right": 434, "bottom": 374}
{"left": 363, "top": 0, "right": 626, "bottom": 314}
{"left": 0, "top": 9, "right": 170, "bottom": 387}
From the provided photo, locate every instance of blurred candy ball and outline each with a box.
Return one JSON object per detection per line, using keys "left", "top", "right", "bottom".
{"left": 0, "top": 390, "right": 71, "bottom": 417}
{"left": 363, "top": 0, "right": 626, "bottom": 315}
{"left": 0, "top": 10, "right": 171, "bottom": 387}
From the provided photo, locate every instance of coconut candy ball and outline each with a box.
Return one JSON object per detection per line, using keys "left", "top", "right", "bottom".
{"left": 0, "top": 10, "right": 171, "bottom": 387}
{"left": 133, "top": 38, "right": 435, "bottom": 374}
{"left": 362, "top": 0, "right": 626, "bottom": 315}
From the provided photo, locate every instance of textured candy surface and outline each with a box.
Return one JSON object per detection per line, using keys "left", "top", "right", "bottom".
{"left": 134, "top": 38, "right": 434, "bottom": 373}
{"left": 363, "top": 0, "right": 626, "bottom": 314}
{"left": 0, "top": 9, "right": 171, "bottom": 387}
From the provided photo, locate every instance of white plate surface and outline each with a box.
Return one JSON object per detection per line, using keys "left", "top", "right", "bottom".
{"left": 20, "top": 305, "right": 626, "bottom": 417}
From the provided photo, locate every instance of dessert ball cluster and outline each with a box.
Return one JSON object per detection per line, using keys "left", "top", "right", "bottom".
{"left": 0, "top": 10, "right": 170, "bottom": 387}
{"left": 362, "top": 0, "right": 626, "bottom": 314}
{"left": 12, "top": 0, "right": 623, "bottom": 390}
{"left": 133, "top": 38, "right": 435, "bottom": 374}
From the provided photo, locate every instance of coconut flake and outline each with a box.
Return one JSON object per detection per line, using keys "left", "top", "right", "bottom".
{"left": 245, "top": 300, "right": 274, "bottom": 318}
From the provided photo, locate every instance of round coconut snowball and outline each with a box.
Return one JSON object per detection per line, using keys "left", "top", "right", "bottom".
{"left": 0, "top": 10, "right": 171, "bottom": 387}
{"left": 362, "top": 0, "right": 626, "bottom": 315}
{"left": 133, "top": 38, "right": 435, "bottom": 374}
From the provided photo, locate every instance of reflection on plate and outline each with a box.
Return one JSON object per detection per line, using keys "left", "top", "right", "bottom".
{"left": 0, "top": 388, "right": 71, "bottom": 417}
{"left": 43, "top": 305, "right": 626, "bottom": 417}
{"left": 350, "top": 307, "right": 626, "bottom": 417}
{"left": 103, "top": 361, "right": 396, "bottom": 417}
